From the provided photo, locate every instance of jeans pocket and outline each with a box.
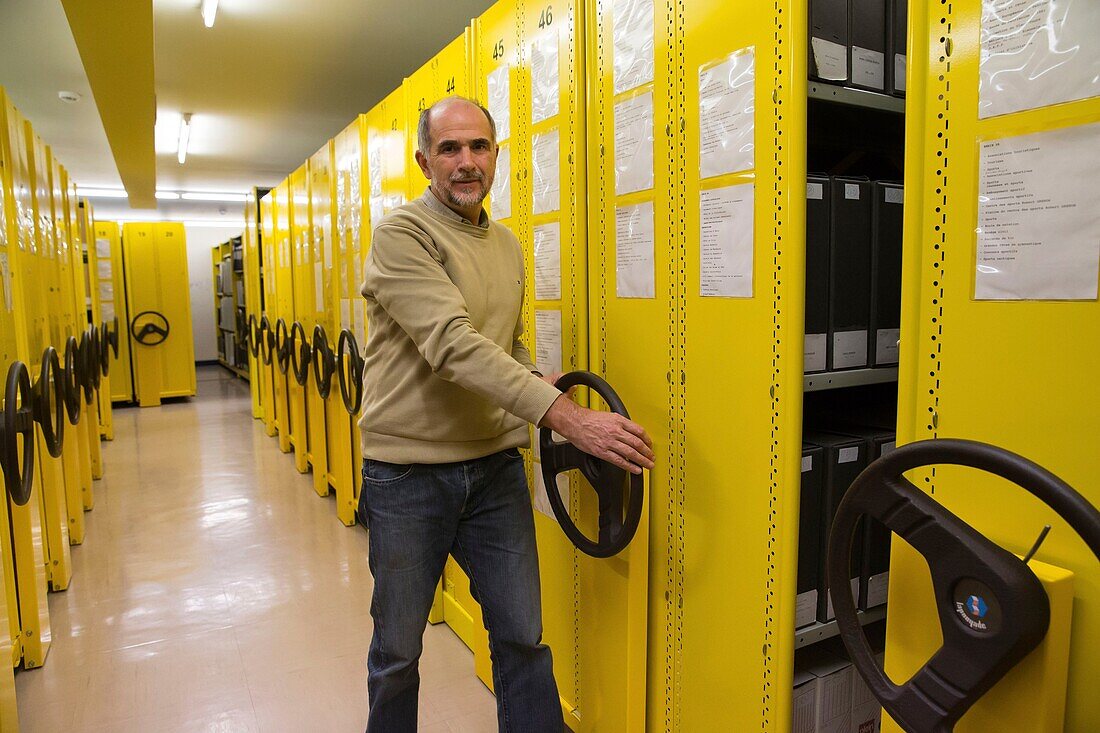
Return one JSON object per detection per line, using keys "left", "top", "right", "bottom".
{"left": 502, "top": 447, "right": 524, "bottom": 460}
{"left": 364, "top": 459, "right": 415, "bottom": 483}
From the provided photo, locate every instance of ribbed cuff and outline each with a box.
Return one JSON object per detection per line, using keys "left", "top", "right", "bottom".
{"left": 512, "top": 376, "right": 564, "bottom": 426}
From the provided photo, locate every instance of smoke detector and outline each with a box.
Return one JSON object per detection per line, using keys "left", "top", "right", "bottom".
{"left": 58, "top": 91, "right": 81, "bottom": 103}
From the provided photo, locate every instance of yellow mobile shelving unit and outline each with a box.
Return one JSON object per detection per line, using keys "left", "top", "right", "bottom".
{"left": 80, "top": 198, "right": 115, "bottom": 441}
{"left": 243, "top": 189, "right": 266, "bottom": 420}
{"left": 1, "top": 90, "right": 55, "bottom": 671}
{"left": 257, "top": 188, "right": 282, "bottom": 439}
{"left": 93, "top": 220, "right": 133, "bottom": 404}
{"left": 121, "top": 223, "right": 196, "bottom": 407}
{"left": 330, "top": 116, "right": 368, "bottom": 527}
{"left": 271, "top": 182, "right": 296, "bottom": 454}
{"left": 286, "top": 165, "right": 313, "bottom": 476}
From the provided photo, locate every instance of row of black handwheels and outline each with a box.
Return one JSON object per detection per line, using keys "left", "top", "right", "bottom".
{"left": 246, "top": 315, "right": 364, "bottom": 416}
{"left": 1, "top": 318, "right": 120, "bottom": 507}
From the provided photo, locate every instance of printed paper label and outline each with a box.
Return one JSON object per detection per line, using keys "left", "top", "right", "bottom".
{"left": 487, "top": 65, "right": 512, "bottom": 142}
{"left": 807, "top": 182, "right": 824, "bottom": 200}
{"left": 804, "top": 333, "right": 827, "bottom": 373}
{"left": 832, "top": 330, "right": 868, "bottom": 369}
{"left": 615, "top": 201, "right": 656, "bottom": 298}
{"left": 844, "top": 183, "right": 861, "bottom": 200}
{"left": 534, "top": 309, "right": 563, "bottom": 376}
{"left": 532, "top": 130, "right": 561, "bottom": 215}
{"left": 852, "top": 46, "right": 885, "bottom": 90}
{"left": 884, "top": 186, "right": 904, "bottom": 204}
{"left": 699, "top": 184, "right": 754, "bottom": 297}
{"left": 801, "top": 455, "right": 813, "bottom": 473}
{"left": 490, "top": 143, "right": 512, "bottom": 221}
{"left": 534, "top": 222, "right": 562, "bottom": 301}
{"left": 614, "top": 92, "right": 655, "bottom": 195}
{"left": 811, "top": 37, "right": 848, "bottom": 81}
{"left": 795, "top": 590, "right": 818, "bottom": 629}
{"left": 894, "top": 53, "right": 907, "bottom": 92}
{"left": 533, "top": 466, "right": 571, "bottom": 521}
{"left": 875, "top": 328, "right": 900, "bottom": 365}
{"left": 612, "top": 0, "right": 655, "bottom": 94}
{"left": 698, "top": 48, "right": 755, "bottom": 178}
{"left": 530, "top": 31, "right": 561, "bottom": 124}
{"left": 838, "top": 446, "right": 860, "bottom": 464}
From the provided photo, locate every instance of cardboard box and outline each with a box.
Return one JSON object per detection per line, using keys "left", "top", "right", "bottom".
{"left": 850, "top": 652, "right": 885, "bottom": 733}
{"left": 805, "top": 175, "right": 831, "bottom": 374}
{"left": 804, "top": 648, "right": 854, "bottom": 733}
{"left": 793, "top": 665, "right": 819, "bottom": 733}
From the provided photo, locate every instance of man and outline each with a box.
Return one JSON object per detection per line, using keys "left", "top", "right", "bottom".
{"left": 358, "top": 95, "right": 654, "bottom": 732}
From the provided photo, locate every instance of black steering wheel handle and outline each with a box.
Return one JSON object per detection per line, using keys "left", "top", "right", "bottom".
{"left": 828, "top": 439, "right": 1100, "bottom": 733}
{"left": 274, "top": 319, "right": 291, "bottom": 375}
{"left": 130, "top": 310, "right": 171, "bottom": 346}
{"left": 1, "top": 361, "right": 36, "bottom": 506}
{"left": 312, "top": 325, "right": 335, "bottom": 399}
{"left": 537, "top": 371, "right": 645, "bottom": 558}
{"left": 108, "top": 316, "right": 120, "bottom": 358}
{"left": 98, "top": 321, "right": 111, "bottom": 377}
{"left": 33, "top": 347, "right": 65, "bottom": 459}
{"left": 289, "top": 322, "right": 311, "bottom": 387}
{"left": 337, "top": 329, "right": 364, "bottom": 415}
{"left": 62, "top": 336, "right": 82, "bottom": 425}
{"left": 260, "top": 315, "right": 274, "bottom": 365}
{"left": 247, "top": 315, "right": 261, "bottom": 358}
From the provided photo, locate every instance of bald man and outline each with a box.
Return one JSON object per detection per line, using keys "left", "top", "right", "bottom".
{"left": 357, "top": 96, "right": 654, "bottom": 732}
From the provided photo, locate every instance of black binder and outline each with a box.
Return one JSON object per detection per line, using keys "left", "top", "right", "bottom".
{"left": 805, "top": 175, "right": 831, "bottom": 374}
{"left": 828, "top": 176, "right": 871, "bottom": 371}
{"left": 798, "top": 444, "right": 825, "bottom": 628}
{"left": 804, "top": 431, "right": 868, "bottom": 622}
{"left": 849, "top": 0, "right": 887, "bottom": 92}
{"left": 810, "top": 0, "right": 849, "bottom": 83}
{"left": 889, "top": 0, "right": 908, "bottom": 96}
{"left": 835, "top": 426, "right": 897, "bottom": 609}
{"left": 870, "top": 182, "right": 903, "bottom": 367}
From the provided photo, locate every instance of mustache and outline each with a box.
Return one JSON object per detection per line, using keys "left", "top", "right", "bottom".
{"left": 449, "top": 170, "right": 485, "bottom": 182}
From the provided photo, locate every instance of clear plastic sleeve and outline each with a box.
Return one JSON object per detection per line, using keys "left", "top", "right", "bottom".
{"left": 532, "top": 130, "right": 561, "bottom": 215}
{"left": 534, "top": 222, "right": 562, "bottom": 301}
{"left": 612, "top": 0, "right": 655, "bottom": 94}
{"left": 490, "top": 143, "right": 512, "bottom": 221}
{"left": 699, "top": 47, "right": 755, "bottom": 179}
{"left": 614, "top": 91, "right": 655, "bottom": 195}
{"left": 615, "top": 201, "right": 656, "bottom": 298}
{"left": 979, "top": 0, "right": 1100, "bottom": 118}
{"left": 530, "top": 30, "right": 561, "bottom": 124}
{"left": 488, "top": 65, "right": 512, "bottom": 143}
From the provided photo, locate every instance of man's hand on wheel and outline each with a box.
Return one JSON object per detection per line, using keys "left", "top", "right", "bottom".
{"left": 540, "top": 392, "right": 655, "bottom": 475}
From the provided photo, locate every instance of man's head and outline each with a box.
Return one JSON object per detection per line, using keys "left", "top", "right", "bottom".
{"left": 415, "top": 96, "right": 497, "bottom": 214}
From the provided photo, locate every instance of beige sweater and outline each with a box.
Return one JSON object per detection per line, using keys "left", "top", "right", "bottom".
{"left": 358, "top": 192, "right": 562, "bottom": 464}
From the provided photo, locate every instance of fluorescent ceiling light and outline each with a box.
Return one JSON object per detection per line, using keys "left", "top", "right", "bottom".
{"left": 177, "top": 113, "right": 192, "bottom": 165}
{"left": 78, "top": 188, "right": 128, "bottom": 198}
{"left": 155, "top": 191, "right": 180, "bottom": 200}
{"left": 181, "top": 192, "right": 247, "bottom": 202}
{"left": 201, "top": 0, "right": 219, "bottom": 28}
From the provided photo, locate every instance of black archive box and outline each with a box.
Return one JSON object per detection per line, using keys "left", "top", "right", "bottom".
{"left": 870, "top": 182, "right": 904, "bottom": 366}
{"left": 828, "top": 177, "right": 872, "bottom": 371}
{"left": 889, "top": 0, "right": 908, "bottom": 96}
{"left": 803, "top": 431, "right": 868, "bottom": 622}
{"left": 805, "top": 175, "right": 831, "bottom": 374}
{"left": 797, "top": 444, "right": 825, "bottom": 628}
{"left": 835, "top": 426, "right": 896, "bottom": 609}
{"left": 849, "top": 0, "right": 887, "bottom": 92}
{"left": 810, "top": 0, "right": 849, "bottom": 83}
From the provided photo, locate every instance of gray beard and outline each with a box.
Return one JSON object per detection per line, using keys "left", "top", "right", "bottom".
{"left": 445, "top": 184, "right": 488, "bottom": 208}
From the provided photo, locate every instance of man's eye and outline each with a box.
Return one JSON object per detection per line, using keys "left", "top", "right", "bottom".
{"left": 472, "top": 141, "right": 489, "bottom": 150}
{"left": 438, "top": 144, "right": 456, "bottom": 153}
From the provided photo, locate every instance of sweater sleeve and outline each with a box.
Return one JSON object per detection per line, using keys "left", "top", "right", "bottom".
{"left": 364, "top": 222, "right": 561, "bottom": 425}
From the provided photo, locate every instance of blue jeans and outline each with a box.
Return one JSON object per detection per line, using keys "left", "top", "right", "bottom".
{"left": 359, "top": 448, "right": 562, "bottom": 732}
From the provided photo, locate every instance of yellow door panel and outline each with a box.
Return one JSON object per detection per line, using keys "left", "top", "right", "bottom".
{"left": 287, "top": 166, "right": 312, "bottom": 475}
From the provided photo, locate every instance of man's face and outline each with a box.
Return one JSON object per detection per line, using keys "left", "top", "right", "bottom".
{"left": 416, "top": 101, "right": 497, "bottom": 210}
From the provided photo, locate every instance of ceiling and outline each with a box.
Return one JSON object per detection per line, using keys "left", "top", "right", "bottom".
{"left": 0, "top": 0, "right": 494, "bottom": 225}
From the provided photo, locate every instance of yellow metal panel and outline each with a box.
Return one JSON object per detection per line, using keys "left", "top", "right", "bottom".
{"left": 891, "top": 2, "right": 1100, "bottom": 729}
{"left": 308, "top": 144, "right": 335, "bottom": 498}
{"left": 0, "top": 86, "right": 28, "bottom": 669}
{"left": 244, "top": 191, "right": 264, "bottom": 419}
{"left": 331, "top": 117, "right": 368, "bottom": 526}
{"left": 273, "top": 182, "right": 295, "bottom": 453}
{"left": 122, "top": 222, "right": 196, "bottom": 406}
{"left": 287, "top": 166, "right": 312, "bottom": 475}
{"left": 258, "top": 189, "right": 280, "bottom": 438}
{"left": 94, "top": 221, "right": 134, "bottom": 403}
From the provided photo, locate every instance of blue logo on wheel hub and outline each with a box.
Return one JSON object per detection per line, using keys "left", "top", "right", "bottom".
{"left": 966, "top": 595, "right": 988, "bottom": 619}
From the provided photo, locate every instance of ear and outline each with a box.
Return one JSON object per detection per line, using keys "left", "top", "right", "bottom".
{"left": 415, "top": 150, "right": 431, "bottom": 180}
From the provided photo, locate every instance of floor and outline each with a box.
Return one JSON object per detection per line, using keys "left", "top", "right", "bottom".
{"left": 16, "top": 366, "right": 498, "bottom": 732}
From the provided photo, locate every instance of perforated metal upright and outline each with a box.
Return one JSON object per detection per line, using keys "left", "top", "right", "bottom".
{"left": 243, "top": 189, "right": 265, "bottom": 420}
{"left": 259, "top": 189, "right": 283, "bottom": 440}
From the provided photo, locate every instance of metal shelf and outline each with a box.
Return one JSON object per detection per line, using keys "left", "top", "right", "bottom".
{"left": 804, "top": 367, "right": 898, "bottom": 392}
{"left": 219, "top": 326, "right": 236, "bottom": 333}
{"left": 808, "top": 82, "right": 905, "bottom": 114}
{"left": 795, "top": 605, "right": 887, "bottom": 649}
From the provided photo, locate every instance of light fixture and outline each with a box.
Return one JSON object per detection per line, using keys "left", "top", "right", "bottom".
{"left": 155, "top": 191, "right": 181, "bottom": 200}
{"left": 180, "top": 192, "right": 247, "bottom": 202}
{"left": 77, "top": 188, "right": 128, "bottom": 198}
{"left": 201, "top": 0, "right": 219, "bottom": 28}
{"left": 177, "top": 113, "right": 192, "bottom": 165}
{"left": 58, "top": 91, "right": 81, "bottom": 103}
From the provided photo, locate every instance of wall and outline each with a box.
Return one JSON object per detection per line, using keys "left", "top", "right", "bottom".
{"left": 184, "top": 225, "right": 243, "bottom": 362}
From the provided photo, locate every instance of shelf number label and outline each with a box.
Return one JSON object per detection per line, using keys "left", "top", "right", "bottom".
{"left": 446, "top": 77, "right": 456, "bottom": 93}
{"left": 538, "top": 6, "right": 553, "bottom": 28}
{"left": 492, "top": 39, "right": 505, "bottom": 60}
